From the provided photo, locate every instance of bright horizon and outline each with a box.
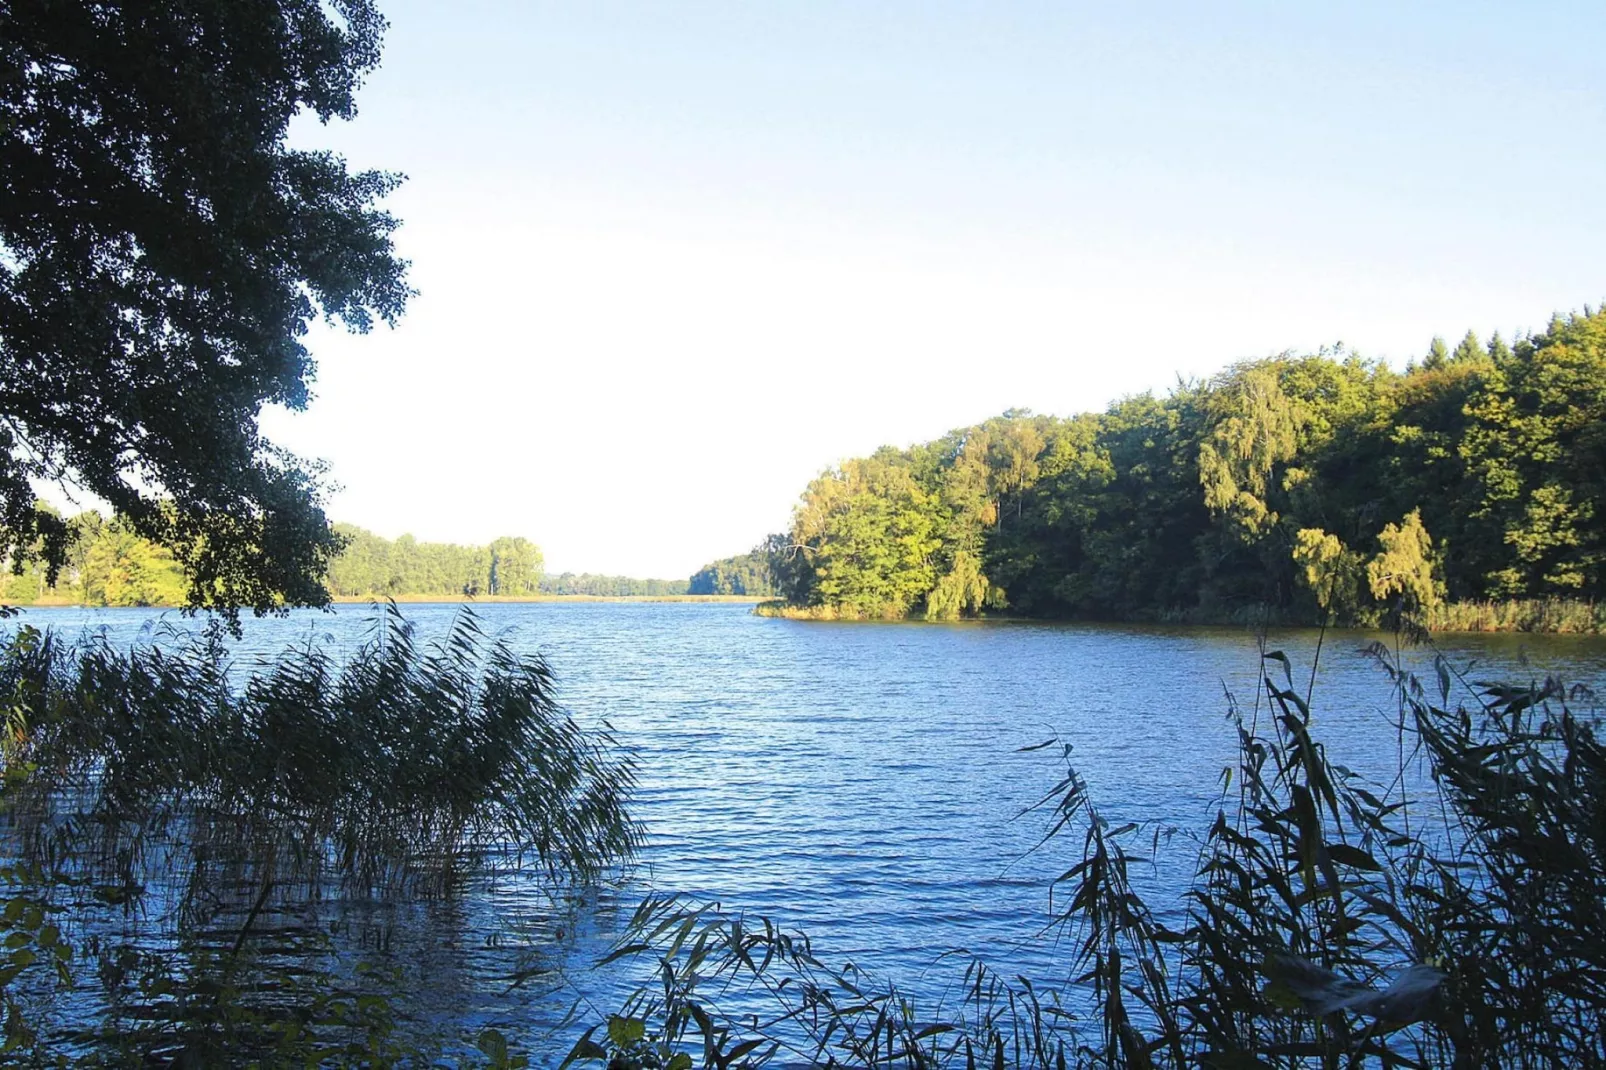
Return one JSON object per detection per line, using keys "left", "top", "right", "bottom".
{"left": 258, "top": 1, "right": 1604, "bottom": 578}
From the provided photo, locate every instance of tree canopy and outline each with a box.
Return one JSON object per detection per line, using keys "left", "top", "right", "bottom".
{"left": 688, "top": 548, "right": 779, "bottom": 597}
{"left": 0, "top": 0, "right": 410, "bottom": 616}
{"left": 768, "top": 308, "right": 1606, "bottom": 624}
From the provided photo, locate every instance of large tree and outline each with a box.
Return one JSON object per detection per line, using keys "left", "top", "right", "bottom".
{"left": 0, "top": 0, "right": 410, "bottom": 616}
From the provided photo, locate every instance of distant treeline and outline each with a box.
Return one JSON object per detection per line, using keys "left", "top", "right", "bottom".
{"left": 765, "top": 308, "right": 1606, "bottom": 626}
{"left": 3, "top": 520, "right": 698, "bottom": 605}
{"left": 687, "top": 549, "right": 778, "bottom": 596}
{"left": 540, "top": 573, "right": 689, "bottom": 597}
{"left": 327, "top": 525, "right": 544, "bottom": 598}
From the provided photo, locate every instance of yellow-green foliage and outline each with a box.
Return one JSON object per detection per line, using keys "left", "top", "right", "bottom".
{"left": 4, "top": 513, "right": 187, "bottom": 607}
{"left": 924, "top": 551, "right": 990, "bottom": 621}
{"left": 1197, "top": 363, "right": 1303, "bottom": 540}
{"left": 766, "top": 307, "right": 1606, "bottom": 629}
{"left": 81, "top": 526, "right": 188, "bottom": 607}
{"left": 1367, "top": 509, "right": 1443, "bottom": 611}
{"left": 1291, "top": 528, "right": 1365, "bottom": 616}
{"left": 792, "top": 458, "right": 941, "bottom": 617}
{"left": 1423, "top": 598, "right": 1605, "bottom": 634}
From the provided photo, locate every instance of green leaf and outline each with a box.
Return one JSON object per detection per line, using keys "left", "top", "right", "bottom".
{"left": 477, "top": 1028, "right": 509, "bottom": 1063}
{"left": 560, "top": 1036, "right": 608, "bottom": 1067}
{"left": 1326, "top": 843, "right": 1382, "bottom": 872}
{"left": 607, "top": 1015, "right": 646, "bottom": 1048}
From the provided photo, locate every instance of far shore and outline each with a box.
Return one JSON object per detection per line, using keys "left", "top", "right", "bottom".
{"left": 334, "top": 594, "right": 767, "bottom": 604}
{"left": 11, "top": 593, "right": 769, "bottom": 609}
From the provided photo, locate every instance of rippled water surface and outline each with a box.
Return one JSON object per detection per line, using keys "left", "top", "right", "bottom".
{"left": 8, "top": 602, "right": 1605, "bottom": 1057}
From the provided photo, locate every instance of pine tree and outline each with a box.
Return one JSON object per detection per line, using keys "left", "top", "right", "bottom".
{"left": 1423, "top": 336, "right": 1451, "bottom": 370}
{"left": 1451, "top": 330, "right": 1484, "bottom": 364}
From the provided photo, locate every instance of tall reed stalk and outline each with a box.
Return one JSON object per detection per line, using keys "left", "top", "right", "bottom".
{"left": 0, "top": 604, "right": 638, "bottom": 1062}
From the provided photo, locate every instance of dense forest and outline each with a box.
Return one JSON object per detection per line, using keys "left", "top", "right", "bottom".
{"left": 687, "top": 549, "right": 779, "bottom": 596}
{"left": 766, "top": 308, "right": 1606, "bottom": 626}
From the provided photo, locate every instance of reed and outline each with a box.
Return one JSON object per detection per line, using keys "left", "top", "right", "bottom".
{"left": 0, "top": 604, "right": 637, "bottom": 1063}
{"left": 1421, "top": 597, "right": 1604, "bottom": 634}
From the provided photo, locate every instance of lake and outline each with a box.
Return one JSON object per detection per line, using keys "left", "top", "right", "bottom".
{"left": 6, "top": 601, "right": 1605, "bottom": 1059}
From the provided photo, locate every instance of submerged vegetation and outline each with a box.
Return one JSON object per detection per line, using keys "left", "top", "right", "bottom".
{"left": 0, "top": 606, "right": 637, "bottom": 1063}
{"left": 766, "top": 309, "right": 1606, "bottom": 630}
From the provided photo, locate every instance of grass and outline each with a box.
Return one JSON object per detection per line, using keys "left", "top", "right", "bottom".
{"left": 1421, "top": 597, "right": 1604, "bottom": 634}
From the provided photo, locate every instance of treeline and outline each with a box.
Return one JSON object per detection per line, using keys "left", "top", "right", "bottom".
{"left": 540, "top": 573, "right": 689, "bottom": 597}
{"left": 326, "top": 525, "right": 543, "bottom": 598}
{"left": 688, "top": 549, "right": 778, "bottom": 596}
{"left": 4, "top": 521, "right": 693, "bottom": 605}
{"left": 1, "top": 512, "right": 187, "bottom": 607}
{"left": 767, "top": 307, "right": 1606, "bottom": 625}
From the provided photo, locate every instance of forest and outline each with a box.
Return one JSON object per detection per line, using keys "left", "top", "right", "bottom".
{"left": 764, "top": 309, "right": 1606, "bottom": 629}
{"left": 687, "top": 549, "right": 779, "bottom": 596}
{"left": 1, "top": 519, "right": 733, "bottom": 604}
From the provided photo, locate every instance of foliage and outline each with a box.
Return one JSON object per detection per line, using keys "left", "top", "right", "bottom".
{"left": 326, "top": 523, "right": 545, "bottom": 598}
{"left": 0, "top": 606, "right": 636, "bottom": 1062}
{"left": 1291, "top": 528, "right": 1364, "bottom": 618}
{"left": 688, "top": 549, "right": 778, "bottom": 597}
{"left": 6, "top": 514, "right": 565, "bottom": 605}
{"left": 1366, "top": 509, "right": 1443, "bottom": 613}
{"left": 767, "top": 309, "right": 1606, "bottom": 625}
{"left": 0, "top": 0, "right": 411, "bottom": 619}
{"left": 586, "top": 644, "right": 1606, "bottom": 1068}
{"left": 541, "top": 573, "right": 691, "bottom": 597}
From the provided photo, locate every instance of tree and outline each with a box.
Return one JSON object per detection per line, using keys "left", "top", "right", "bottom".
{"left": 1462, "top": 308, "right": 1606, "bottom": 597}
{"left": 1422, "top": 335, "right": 1451, "bottom": 370}
{"left": 1197, "top": 362, "right": 1302, "bottom": 541}
{"left": 789, "top": 458, "right": 941, "bottom": 617}
{"left": 1451, "top": 329, "right": 1484, "bottom": 365}
{"left": 0, "top": 0, "right": 411, "bottom": 617}
{"left": 488, "top": 537, "right": 543, "bottom": 596}
{"left": 1291, "top": 527, "right": 1364, "bottom": 619}
{"left": 1366, "top": 509, "right": 1443, "bottom": 612}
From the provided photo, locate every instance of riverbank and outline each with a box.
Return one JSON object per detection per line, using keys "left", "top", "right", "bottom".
{"left": 9, "top": 593, "right": 770, "bottom": 609}
{"left": 335, "top": 593, "right": 768, "bottom": 604}
{"left": 754, "top": 597, "right": 1606, "bottom": 634}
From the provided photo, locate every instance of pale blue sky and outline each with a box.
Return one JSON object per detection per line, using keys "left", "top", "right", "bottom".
{"left": 268, "top": 1, "right": 1606, "bottom": 577}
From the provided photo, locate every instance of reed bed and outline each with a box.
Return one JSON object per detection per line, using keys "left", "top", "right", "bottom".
{"left": 0, "top": 605, "right": 638, "bottom": 1062}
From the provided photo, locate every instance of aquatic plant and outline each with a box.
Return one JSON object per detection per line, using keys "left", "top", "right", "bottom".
{"left": 0, "top": 604, "right": 637, "bottom": 1062}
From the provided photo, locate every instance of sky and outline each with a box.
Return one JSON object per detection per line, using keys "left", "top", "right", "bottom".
{"left": 264, "top": 0, "right": 1606, "bottom": 578}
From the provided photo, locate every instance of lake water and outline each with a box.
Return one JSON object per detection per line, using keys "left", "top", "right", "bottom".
{"left": 7, "top": 602, "right": 1605, "bottom": 1059}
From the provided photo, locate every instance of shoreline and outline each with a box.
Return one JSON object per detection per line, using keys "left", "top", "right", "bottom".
{"left": 12, "top": 596, "right": 1601, "bottom": 635}
{"left": 754, "top": 598, "right": 1606, "bottom": 636}
{"left": 9, "top": 593, "right": 770, "bottom": 609}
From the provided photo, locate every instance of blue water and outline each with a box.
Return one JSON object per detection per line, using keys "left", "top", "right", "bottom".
{"left": 7, "top": 602, "right": 1604, "bottom": 1058}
